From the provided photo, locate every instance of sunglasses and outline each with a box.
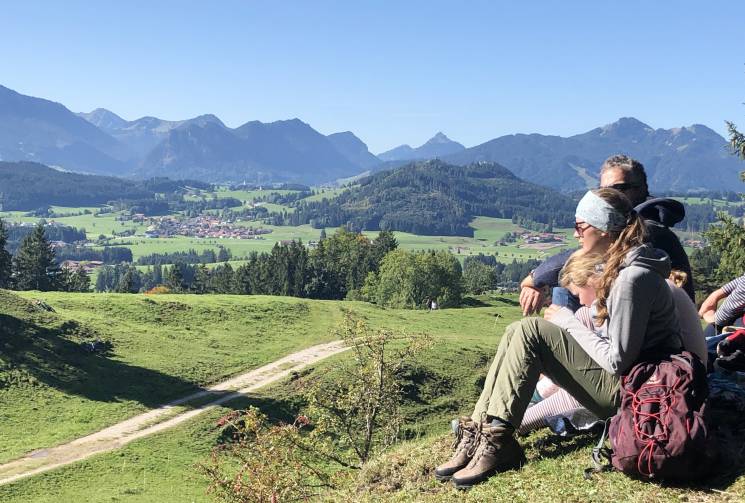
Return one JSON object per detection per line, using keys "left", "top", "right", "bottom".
{"left": 574, "top": 222, "right": 592, "bottom": 236}
{"left": 599, "top": 182, "right": 640, "bottom": 191}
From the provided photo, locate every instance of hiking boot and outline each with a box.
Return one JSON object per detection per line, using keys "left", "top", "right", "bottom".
{"left": 451, "top": 422, "right": 525, "bottom": 489}
{"left": 434, "top": 417, "right": 479, "bottom": 481}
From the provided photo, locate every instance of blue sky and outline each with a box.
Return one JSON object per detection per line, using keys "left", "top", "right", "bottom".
{"left": 2, "top": 1, "right": 744, "bottom": 153}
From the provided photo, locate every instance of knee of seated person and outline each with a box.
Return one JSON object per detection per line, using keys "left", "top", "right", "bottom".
{"left": 515, "top": 317, "right": 545, "bottom": 341}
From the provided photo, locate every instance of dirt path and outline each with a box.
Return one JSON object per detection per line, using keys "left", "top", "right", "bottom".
{"left": 0, "top": 340, "right": 347, "bottom": 486}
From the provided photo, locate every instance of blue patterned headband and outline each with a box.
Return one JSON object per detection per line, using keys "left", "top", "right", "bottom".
{"left": 575, "top": 190, "right": 627, "bottom": 232}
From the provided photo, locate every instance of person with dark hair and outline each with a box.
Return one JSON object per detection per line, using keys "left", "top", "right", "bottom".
{"left": 435, "top": 189, "right": 682, "bottom": 489}
{"left": 519, "top": 155, "right": 694, "bottom": 315}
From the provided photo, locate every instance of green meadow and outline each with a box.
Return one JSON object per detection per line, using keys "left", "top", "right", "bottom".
{"left": 1, "top": 203, "right": 573, "bottom": 264}
{"left": 1, "top": 290, "right": 743, "bottom": 502}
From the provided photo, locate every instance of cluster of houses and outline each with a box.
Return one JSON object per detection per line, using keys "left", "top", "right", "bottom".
{"left": 60, "top": 260, "right": 103, "bottom": 273}
{"left": 683, "top": 238, "right": 705, "bottom": 249}
{"left": 142, "top": 215, "right": 273, "bottom": 239}
{"left": 520, "top": 232, "right": 564, "bottom": 244}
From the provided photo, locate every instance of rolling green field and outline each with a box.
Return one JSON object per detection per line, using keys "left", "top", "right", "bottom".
{"left": 2, "top": 204, "right": 572, "bottom": 264}
{"left": 676, "top": 196, "right": 744, "bottom": 208}
{"left": 0, "top": 289, "right": 517, "bottom": 501}
{"left": 1, "top": 183, "right": 574, "bottom": 267}
{"left": 0, "top": 291, "right": 342, "bottom": 464}
{"left": 113, "top": 217, "right": 572, "bottom": 263}
{"left": 1, "top": 290, "right": 743, "bottom": 502}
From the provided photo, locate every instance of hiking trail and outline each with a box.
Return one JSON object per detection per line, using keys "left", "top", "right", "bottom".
{"left": 0, "top": 340, "right": 347, "bottom": 486}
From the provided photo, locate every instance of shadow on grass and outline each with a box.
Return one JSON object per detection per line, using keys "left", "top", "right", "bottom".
{"left": 526, "top": 431, "right": 598, "bottom": 461}
{"left": 460, "top": 297, "right": 491, "bottom": 308}
{"left": 491, "top": 296, "right": 520, "bottom": 307}
{"left": 0, "top": 313, "right": 220, "bottom": 409}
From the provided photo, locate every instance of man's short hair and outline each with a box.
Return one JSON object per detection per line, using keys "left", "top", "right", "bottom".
{"left": 600, "top": 154, "right": 650, "bottom": 200}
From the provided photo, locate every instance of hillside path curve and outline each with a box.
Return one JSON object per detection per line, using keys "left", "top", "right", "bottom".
{"left": 0, "top": 340, "right": 348, "bottom": 487}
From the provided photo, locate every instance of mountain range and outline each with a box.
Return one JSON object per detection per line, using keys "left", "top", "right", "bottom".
{"left": 439, "top": 117, "right": 743, "bottom": 192}
{"left": 0, "top": 84, "right": 742, "bottom": 192}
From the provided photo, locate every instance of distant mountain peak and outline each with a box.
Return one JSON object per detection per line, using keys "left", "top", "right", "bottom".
{"left": 426, "top": 132, "right": 453, "bottom": 143}
{"left": 422, "top": 131, "right": 464, "bottom": 149}
{"left": 600, "top": 117, "right": 654, "bottom": 136}
{"left": 78, "top": 108, "right": 127, "bottom": 131}
{"left": 327, "top": 131, "right": 380, "bottom": 170}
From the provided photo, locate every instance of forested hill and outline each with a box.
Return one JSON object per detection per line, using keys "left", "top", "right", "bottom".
{"left": 0, "top": 162, "right": 205, "bottom": 211}
{"left": 285, "top": 160, "right": 576, "bottom": 236}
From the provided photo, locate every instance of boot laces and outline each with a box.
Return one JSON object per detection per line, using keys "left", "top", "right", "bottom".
{"left": 470, "top": 429, "right": 502, "bottom": 463}
{"left": 453, "top": 422, "right": 478, "bottom": 454}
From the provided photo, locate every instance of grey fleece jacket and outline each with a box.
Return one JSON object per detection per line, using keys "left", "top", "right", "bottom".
{"left": 550, "top": 245, "right": 681, "bottom": 376}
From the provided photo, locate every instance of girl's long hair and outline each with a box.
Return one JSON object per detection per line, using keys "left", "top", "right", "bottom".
{"left": 594, "top": 188, "right": 647, "bottom": 324}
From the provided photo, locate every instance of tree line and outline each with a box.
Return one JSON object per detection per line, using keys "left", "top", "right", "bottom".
{"left": 0, "top": 218, "right": 538, "bottom": 310}
{"left": 93, "top": 229, "right": 464, "bottom": 308}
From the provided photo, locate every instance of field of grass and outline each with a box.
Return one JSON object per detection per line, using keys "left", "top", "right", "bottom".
{"left": 677, "top": 196, "right": 744, "bottom": 208}
{"left": 0, "top": 290, "right": 519, "bottom": 501}
{"left": 300, "top": 187, "right": 349, "bottom": 202}
{"left": 85, "top": 217, "right": 571, "bottom": 264}
{"left": 0, "top": 290, "right": 346, "bottom": 464}
{"left": 3, "top": 195, "right": 574, "bottom": 266}
{"left": 2, "top": 290, "right": 743, "bottom": 502}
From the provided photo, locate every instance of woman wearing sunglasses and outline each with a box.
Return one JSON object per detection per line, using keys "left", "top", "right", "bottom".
{"left": 434, "top": 188, "right": 682, "bottom": 489}
{"left": 519, "top": 155, "right": 693, "bottom": 317}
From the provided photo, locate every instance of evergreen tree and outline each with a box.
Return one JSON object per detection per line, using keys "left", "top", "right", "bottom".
{"left": 96, "top": 265, "right": 113, "bottom": 292}
{"left": 165, "top": 265, "right": 184, "bottom": 292}
{"left": 13, "top": 223, "right": 57, "bottom": 291}
{"left": 211, "top": 263, "right": 235, "bottom": 293}
{"left": 193, "top": 263, "right": 210, "bottom": 294}
{"left": 0, "top": 218, "right": 12, "bottom": 288}
{"left": 60, "top": 266, "right": 91, "bottom": 292}
{"left": 116, "top": 268, "right": 136, "bottom": 293}
{"left": 153, "top": 263, "right": 163, "bottom": 285}
{"left": 217, "top": 246, "right": 231, "bottom": 262}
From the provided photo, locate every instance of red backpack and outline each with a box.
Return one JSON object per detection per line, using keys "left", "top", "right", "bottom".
{"left": 588, "top": 351, "right": 713, "bottom": 480}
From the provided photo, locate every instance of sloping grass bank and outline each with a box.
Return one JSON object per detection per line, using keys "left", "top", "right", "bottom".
{"left": 2, "top": 292, "right": 742, "bottom": 502}
{"left": 0, "top": 291, "right": 342, "bottom": 463}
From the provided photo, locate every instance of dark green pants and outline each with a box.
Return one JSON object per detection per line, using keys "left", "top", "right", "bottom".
{"left": 472, "top": 318, "right": 620, "bottom": 426}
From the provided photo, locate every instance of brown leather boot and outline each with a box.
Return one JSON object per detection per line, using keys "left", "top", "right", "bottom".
{"left": 451, "top": 422, "right": 525, "bottom": 489}
{"left": 434, "top": 417, "right": 479, "bottom": 481}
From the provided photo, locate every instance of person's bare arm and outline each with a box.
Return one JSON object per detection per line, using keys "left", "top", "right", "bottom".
{"left": 698, "top": 288, "right": 726, "bottom": 318}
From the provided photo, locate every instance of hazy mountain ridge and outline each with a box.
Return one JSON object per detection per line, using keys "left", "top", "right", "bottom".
{"left": 442, "top": 117, "right": 741, "bottom": 192}
{"left": 0, "top": 85, "right": 130, "bottom": 175}
{"left": 138, "top": 118, "right": 362, "bottom": 183}
{"left": 1, "top": 85, "right": 740, "bottom": 191}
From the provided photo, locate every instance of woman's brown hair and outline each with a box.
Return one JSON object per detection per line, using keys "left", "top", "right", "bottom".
{"left": 593, "top": 188, "right": 647, "bottom": 324}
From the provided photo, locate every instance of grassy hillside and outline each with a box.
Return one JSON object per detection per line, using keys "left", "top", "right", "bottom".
{"left": 2, "top": 291, "right": 742, "bottom": 502}
{"left": 0, "top": 290, "right": 343, "bottom": 463}
{"left": 0, "top": 290, "right": 517, "bottom": 501}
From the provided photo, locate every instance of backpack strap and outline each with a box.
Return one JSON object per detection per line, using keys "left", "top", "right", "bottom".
{"left": 584, "top": 418, "right": 614, "bottom": 480}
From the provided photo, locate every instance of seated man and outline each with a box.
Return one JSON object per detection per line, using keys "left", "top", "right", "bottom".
{"left": 519, "top": 154, "right": 694, "bottom": 315}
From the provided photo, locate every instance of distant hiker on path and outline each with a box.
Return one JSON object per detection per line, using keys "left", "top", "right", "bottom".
{"left": 435, "top": 188, "right": 683, "bottom": 489}
{"left": 519, "top": 155, "right": 694, "bottom": 317}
